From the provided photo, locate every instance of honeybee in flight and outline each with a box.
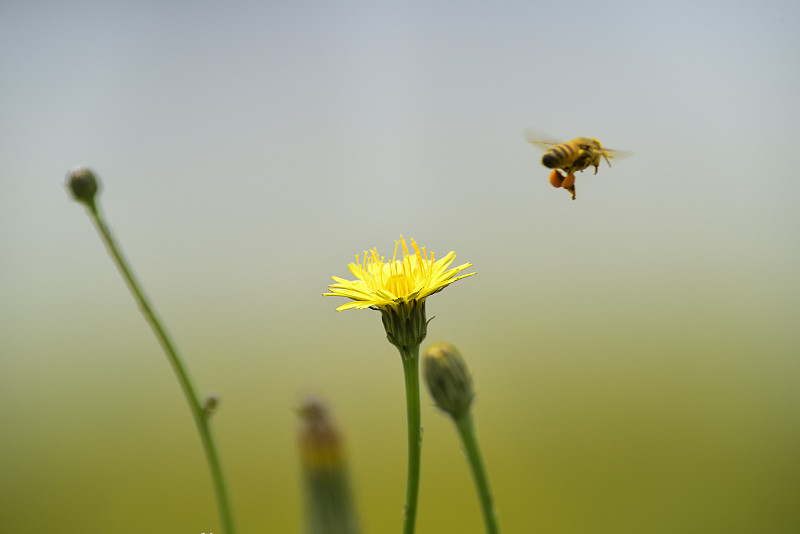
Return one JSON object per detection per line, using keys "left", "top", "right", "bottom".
{"left": 525, "top": 130, "right": 627, "bottom": 200}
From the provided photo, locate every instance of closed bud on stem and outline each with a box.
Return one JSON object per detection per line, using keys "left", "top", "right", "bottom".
{"left": 423, "top": 341, "right": 474, "bottom": 420}
{"left": 65, "top": 166, "right": 100, "bottom": 207}
{"left": 203, "top": 393, "right": 220, "bottom": 416}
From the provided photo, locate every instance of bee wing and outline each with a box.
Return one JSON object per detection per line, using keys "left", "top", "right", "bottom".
{"left": 523, "top": 128, "right": 564, "bottom": 151}
{"left": 603, "top": 148, "right": 632, "bottom": 160}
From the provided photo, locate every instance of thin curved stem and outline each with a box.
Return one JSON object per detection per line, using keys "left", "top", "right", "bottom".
{"left": 455, "top": 413, "right": 499, "bottom": 534}
{"left": 400, "top": 346, "right": 422, "bottom": 534}
{"left": 85, "top": 203, "right": 236, "bottom": 534}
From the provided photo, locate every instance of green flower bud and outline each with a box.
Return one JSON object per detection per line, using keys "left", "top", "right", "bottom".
{"left": 65, "top": 166, "right": 100, "bottom": 207}
{"left": 203, "top": 393, "right": 220, "bottom": 415}
{"left": 423, "top": 341, "right": 474, "bottom": 419}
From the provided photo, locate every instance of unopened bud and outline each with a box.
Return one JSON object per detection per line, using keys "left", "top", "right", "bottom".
{"left": 203, "top": 393, "right": 220, "bottom": 415}
{"left": 423, "top": 341, "right": 474, "bottom": 419}
{"left": 65, "top": 166, "right": 100, "bottom": 206}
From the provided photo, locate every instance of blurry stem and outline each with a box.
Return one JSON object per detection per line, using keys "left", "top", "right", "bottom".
{"left": 84, "top": 202, "right": 236, "bottom": 534}
{"left": 399, "top": 346, "right": 422, "bottom": 534}
{"left": 455, "top": 412, "right": 499, "bottom": 534}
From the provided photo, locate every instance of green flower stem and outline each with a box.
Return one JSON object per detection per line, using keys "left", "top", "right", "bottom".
{"left": 399, "top": 346, "right": 422, "bottom": 534}
{"left": 454, "top": 412, "right": 499, "bottom": 534}
{"left": 84, "top": 202, "right": 236, "bottom": 534}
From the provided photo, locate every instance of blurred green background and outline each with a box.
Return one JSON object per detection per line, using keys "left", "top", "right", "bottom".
{"left": 2, "top": 1, "right": 799, "bottom": 532}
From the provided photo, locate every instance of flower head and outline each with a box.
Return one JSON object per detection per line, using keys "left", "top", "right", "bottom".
{"left": 324, "top": 236, "right": 475, "bottom": 312}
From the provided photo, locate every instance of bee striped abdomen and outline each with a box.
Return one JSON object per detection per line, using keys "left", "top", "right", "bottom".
{"left": 541, "top": 143, "right": 577, "bottom": 168}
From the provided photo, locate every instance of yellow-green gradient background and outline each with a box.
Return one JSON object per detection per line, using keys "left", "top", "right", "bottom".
{"left": 2, "top": 1, "right": 799, "bottom": 532}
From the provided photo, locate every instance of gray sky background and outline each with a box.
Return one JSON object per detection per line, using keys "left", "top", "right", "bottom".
{"left": 2, "top": 1, "right": 799, "bottom": 532}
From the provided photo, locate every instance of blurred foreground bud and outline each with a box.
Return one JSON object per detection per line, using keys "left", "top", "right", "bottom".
{"left": 423, "top": 341, "right": 474, "bottom": 420}
{"left": 297, "top": 396, "right": 361, "bottom": 534}
{"left": 65, "top": 166, "right": 100, "bottom": 207}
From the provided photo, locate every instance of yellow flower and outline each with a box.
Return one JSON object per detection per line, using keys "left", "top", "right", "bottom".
{"left": 324, "top": 236, "right": 476, "bottom": 312}
{"left": 324, "top": 237, "right": 474, "bottom": 532}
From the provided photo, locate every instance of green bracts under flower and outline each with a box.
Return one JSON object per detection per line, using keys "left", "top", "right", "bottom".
{"left": 379, "top": 299, "right": 428, "bottom": 354}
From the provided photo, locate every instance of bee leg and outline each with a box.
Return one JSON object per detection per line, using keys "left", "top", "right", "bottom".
{"left": 566, "top": 184, "right": 576, "bottom": 200}
{"left": 592, "top": 165, "right": 599, "bottom": 175}
{"left": 561, "top": 173, "right": 576, "bottom": 200}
